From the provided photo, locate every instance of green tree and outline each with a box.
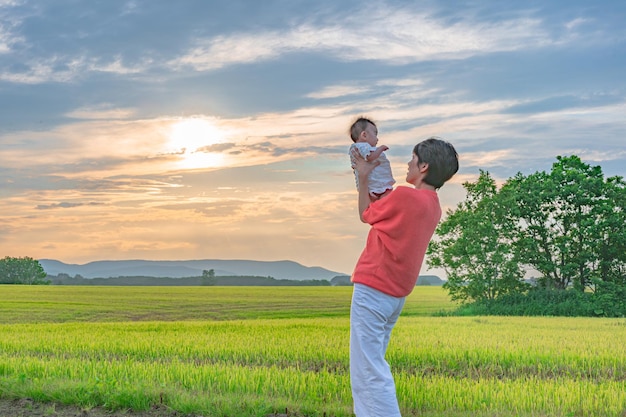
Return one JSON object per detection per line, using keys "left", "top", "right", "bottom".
{"left": 501, "top": 156, "right": 623, "bottom": 291}
{"left": 430, "top": 156, "right": 626, "bottom": 315}
{"left": 592, "top": 175, "right": 626, "bottom": 286}
{"left": 0, "top": 256, "right": 49, "bottom": 285}
{"left": 428, "top": 171, "right": 527, "bottom": 304}
{"left": 201, "top": 269, "right": 216, "bottom": 286}
{"left": 330, "top": 275, "right": 352, "bottom": 286}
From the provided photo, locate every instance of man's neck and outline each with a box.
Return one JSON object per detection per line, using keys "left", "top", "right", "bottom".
{"left": 413, "top": 181, "right": 436, "bottom": 191}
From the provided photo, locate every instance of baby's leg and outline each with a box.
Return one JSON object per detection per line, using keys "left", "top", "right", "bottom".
{"left": 369, "top": 189, "right": 392, "bottom": 201}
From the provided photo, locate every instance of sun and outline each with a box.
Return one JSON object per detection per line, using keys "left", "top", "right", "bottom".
{"left": 167, "top": 118, "right": 227, "bottom": 169}
{"left": 169, "top": 118, "right": 224, "bottom": 153}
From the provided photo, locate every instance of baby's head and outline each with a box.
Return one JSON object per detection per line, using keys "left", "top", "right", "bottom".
{"left": 349, "top": 117, "right": 376, "bottom": 143}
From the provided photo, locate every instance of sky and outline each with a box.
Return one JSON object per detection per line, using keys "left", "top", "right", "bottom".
{"left": 1, "top": 0, "right": 625, "bottom": 277}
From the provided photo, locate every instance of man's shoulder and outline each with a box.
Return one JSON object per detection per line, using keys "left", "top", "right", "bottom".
{"left": 391, "top": 186, "right": 415, "bottom": 195}
{"left": 391, "top": 186, "right": 439, "bottom": 204}
{"left": 393, "top": 186, "right": 436, "bottom": 194}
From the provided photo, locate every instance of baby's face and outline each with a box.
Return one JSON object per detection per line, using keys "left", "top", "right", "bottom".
{"left": 362, "top": 123, "right": 379, "bottom": 147}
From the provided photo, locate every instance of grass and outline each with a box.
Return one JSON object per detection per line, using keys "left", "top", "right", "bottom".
{"left": 0, "top": 285, "right": 453, "bottom": 323}
{"left": 1, "top": 286, "right": 625, "bottom": 416}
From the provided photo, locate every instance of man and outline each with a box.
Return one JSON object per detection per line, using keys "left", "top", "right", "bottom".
{"left": 350, "top": 136, "right": 459, "bottom": 416}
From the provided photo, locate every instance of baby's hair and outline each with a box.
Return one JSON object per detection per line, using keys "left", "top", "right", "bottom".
{"left": 349, "top": 117, "right": 376, "bottom": 143}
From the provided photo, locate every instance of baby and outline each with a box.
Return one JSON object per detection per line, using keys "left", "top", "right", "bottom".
{"left": 349, "top": 117, "right": 395, "bottom": 200}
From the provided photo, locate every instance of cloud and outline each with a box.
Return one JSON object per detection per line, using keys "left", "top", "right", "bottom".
{"left": 306, "top": 78, "right": 427, "bottom": 100}
{"left": 0, "top": 5, "right": 154, "bottom": 84}
{"left": 0, "top": 56, "right": 87, "bottom": 84}
{"left": 87, "top": 56, "right": 152, "bottom": 75}
{"left": 0, "top": 1, "right": 22, "bottom": 54}
{"left": 2, "top": 2, "right": 616, "bottom": 90}
{"left": 171, "top": 7, "right": 553, "bottom": 71}
{"left": 196, "top": 142, "right": 236, "bottom": 153}
{"left": 36, "top": 201, "right": 104, "bottom": 210}
{"left": 566, "top": 149, "right": 626, "bottom": 163}
{"left": 0, "top": 55, "right": 154, "bottom": 84}
{"left": 461, "top": 149, "right": 518, "bottom": 169}
{"left": 2, "top": 72, "right": 623, "bottom": 190}
{"left": 0, "top": 117, "right": 176, "bottom": 173}
{"left": 565, "top": 18, "right": 590, "bottom": 31}
{"left": 155, "top": 200, "right": 247, "bottom": 219}
{"left": 503, "top": 93, "right": 623, "bottom": 114}
{"left": 0, "top": 27, "right": 12, "bottom": 53}
{"left": 306, "top": 85, "right": 372, "bottom": 100}
{"left": 65, "top": 105, "right": 137, "bottom": 120}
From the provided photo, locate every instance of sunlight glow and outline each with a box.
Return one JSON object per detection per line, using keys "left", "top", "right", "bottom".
{"left": 169, "top": 118, "right": 224, "bottom": 152}
{"left": 168, "top": 118, "right": 227, "bottom": 169}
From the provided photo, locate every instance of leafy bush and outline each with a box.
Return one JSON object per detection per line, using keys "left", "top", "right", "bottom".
{"left": 454, "top": 287, "right": 626, "bottom": 317}
{"left": 591, "top": 279, "right": 626, "bottom": 317}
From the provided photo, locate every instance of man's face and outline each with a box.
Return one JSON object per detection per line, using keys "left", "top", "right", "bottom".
{"left": 406, "top": 153, "right": 421, "bottom": 185}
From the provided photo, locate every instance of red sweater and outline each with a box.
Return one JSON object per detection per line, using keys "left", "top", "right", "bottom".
{"left": 351, "top": 186, "right": 441, "bottom": 297}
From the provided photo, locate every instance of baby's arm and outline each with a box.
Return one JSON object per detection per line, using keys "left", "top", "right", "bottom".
{"left": 366, "top": 145, "right": 389, "bottom": 161}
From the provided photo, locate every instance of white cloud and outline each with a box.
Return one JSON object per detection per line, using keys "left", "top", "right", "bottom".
{"left": 172, "top": 8, "right": 553, "bottom": 71}
{"left": 0, "top": 56, "right": 86, "bottom": 84}
{"left": 306, "top": 84, "right": 372, "bottom": 99}
{"left": 172, "top": 31, "right": 298, "bottom": 71}
{"left": 565, "top": 17, "right": 590, "bottom": 30}
{"left": 88, "top": 56, "right": 152, "bottom": 74}
{"left": 0, "top": 54, "right": 153, "bottom": 84}
{"left": 461, "top": 149, "right": 518, "bottom": 168}
{"left": 0, "top": 1, "right": 24, "bottom": 54}
{"left": 65, "top": 105, "right": 137, "bottom": 120}
{"left": 4, "top": 74, "right": 622, "bottom": 183}
{"left": 569, "top": 149, "right": 626, "bottom": 163}
{"left": 0, "top": 29, "right": 11, "bottom": 53}
{"left": 307, "top": 78, "right": 426, "bottom": 100}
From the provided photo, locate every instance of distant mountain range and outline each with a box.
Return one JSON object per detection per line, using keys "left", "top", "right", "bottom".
{"left": 39, "top": 259, "right": 347, "bottom": 281}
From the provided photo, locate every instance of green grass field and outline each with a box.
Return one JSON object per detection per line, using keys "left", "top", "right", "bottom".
{"left": 1, "top": 286, "right": 625, "bottom": 416}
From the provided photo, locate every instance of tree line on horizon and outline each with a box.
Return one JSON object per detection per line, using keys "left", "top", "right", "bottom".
{"left": 0, "top": 260, "right": 350, "bottom": 287}
{"left": 0, "top": 258, "right": 445, "bottom": 287}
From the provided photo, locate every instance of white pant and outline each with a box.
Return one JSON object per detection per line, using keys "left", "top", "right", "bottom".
{"left": 350, "top": 283, "right": 406, "bottom": 417}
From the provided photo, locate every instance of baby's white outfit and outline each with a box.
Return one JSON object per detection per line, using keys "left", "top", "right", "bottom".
{"left": 349, "top": 142, "right": 395, "bottom": 195}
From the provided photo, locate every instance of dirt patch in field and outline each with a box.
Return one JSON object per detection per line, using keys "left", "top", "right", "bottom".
{"left": 0, "top": 398, "right": 294, "bottom": 417}
{"left": 0, "top": 398, "right": 184, "bottom": 417}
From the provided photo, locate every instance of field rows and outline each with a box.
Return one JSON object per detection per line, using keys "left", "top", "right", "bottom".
{"left": 1, "top": 287, "right": 625, "bottom": 416}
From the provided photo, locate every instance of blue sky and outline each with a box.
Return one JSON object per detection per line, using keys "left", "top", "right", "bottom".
{"left": 1, "top": 0, "right": 625, "bottom": 276}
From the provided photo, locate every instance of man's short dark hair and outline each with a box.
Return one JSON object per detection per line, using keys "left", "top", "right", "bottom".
{"left": 349, "top": 117, "right": 376, "bottom": 143}
{"left": 413, "top": 137, "right": 459, "bottom": 189}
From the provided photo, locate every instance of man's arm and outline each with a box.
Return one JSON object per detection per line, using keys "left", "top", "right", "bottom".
{"left": 357, "top": 172, "right": 373, "bottom": 223}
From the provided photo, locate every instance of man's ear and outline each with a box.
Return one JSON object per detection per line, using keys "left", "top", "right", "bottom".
{"left": 419, "top": 162, "right": 429, "bottom": 173}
